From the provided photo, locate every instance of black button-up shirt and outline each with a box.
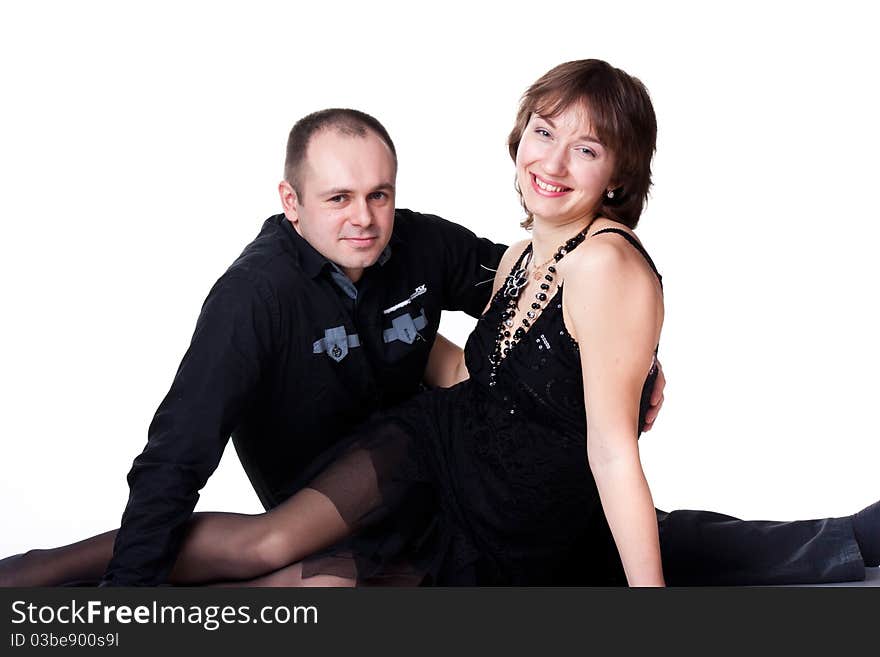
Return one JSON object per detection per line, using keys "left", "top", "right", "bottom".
{"left": 103, "top": 210, "right": 506, "bottom": 585}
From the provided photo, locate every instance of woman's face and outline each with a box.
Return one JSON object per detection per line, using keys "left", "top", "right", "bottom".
{"left": 515, "top": 104, "right": 616, "bottom": 226}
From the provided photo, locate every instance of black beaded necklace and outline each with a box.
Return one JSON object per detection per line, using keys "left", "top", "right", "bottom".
{"left": 488, "top": 220, "right": 596, "bottom": 388}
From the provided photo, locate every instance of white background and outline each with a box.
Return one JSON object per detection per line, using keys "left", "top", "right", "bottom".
{"left": 1, "top": 1, "right": 878, "bottom": 556}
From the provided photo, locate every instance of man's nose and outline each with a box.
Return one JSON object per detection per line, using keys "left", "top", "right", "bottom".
{"left": 349, "top": 198, "right": 374, "bottom": 228}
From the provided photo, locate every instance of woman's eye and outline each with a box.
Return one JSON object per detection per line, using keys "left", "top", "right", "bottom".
{"left": 579, "top": 147, "right": 596, "bottom": 157}
{"left": 535, "top": 128, "right": 551, "bottom": 138}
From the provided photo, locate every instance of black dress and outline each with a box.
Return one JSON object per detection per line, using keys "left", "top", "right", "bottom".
{"left": 302, "top": 227, "right": 662, "bottom": 585}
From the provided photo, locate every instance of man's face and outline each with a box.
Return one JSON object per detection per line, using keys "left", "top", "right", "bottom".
{"left": 280, "top": 129, "right": 397, "bottom": 282}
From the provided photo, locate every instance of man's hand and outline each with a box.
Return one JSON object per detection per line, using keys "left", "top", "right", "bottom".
{"left": 641, "top": 360, "right": 665, "bottom": 432}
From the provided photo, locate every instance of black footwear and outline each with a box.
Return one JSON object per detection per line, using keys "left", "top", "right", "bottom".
{"left": 853, "top": 499, "right": 880, "bottom": 567}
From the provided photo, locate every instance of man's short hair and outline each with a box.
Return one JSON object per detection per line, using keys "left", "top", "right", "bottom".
{"left": 284, "top": 108, "right": 397, "bottom": 199}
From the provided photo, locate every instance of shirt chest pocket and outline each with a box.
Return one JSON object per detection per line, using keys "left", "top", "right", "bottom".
{"left": 382, "top": 304, "right": 430, "bottom": 363}
{"left": 311, "top": 325, "right": 362, "bottom": 363}
{"left": 383, "top": 307, "right": 427, "bottom": 345}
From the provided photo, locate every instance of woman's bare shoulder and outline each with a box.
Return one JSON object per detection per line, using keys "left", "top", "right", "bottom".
{"left": 503, "top": 237, "right": 531, "bottom": 259}
{"left": 562, "top": 222, "right": 664, "bottom": 347}
{"left": 497, "top": 238, "right": 532, "bottom": 272}
{"left": 565, "top": 222, "right": 657, "bottom": 288}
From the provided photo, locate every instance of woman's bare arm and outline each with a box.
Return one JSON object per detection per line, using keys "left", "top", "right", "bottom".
{"left": 564, "top": 233, "right": 665, "bottom": 587}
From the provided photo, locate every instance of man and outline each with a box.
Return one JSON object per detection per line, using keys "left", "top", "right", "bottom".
{"left": 102, "top": 108, "right": 509, "bottom": 584}
{"left": 93, "top": 108, "right": 876, "bottom": 585}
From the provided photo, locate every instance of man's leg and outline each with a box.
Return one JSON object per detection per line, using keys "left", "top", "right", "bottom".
{"left": 657, "top": 508, "right": 865, "bottom": 586}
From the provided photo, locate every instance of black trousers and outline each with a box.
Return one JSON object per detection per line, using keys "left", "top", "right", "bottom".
{"left": 570, "top": 508, "right": 864, "bottom": 586}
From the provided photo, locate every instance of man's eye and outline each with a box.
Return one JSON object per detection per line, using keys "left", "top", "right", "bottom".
{"left": 369, "top": 191, "right": 387, "bottom": 200}
{"left": 329, "top": 195, "right": 346, "bottom": 203}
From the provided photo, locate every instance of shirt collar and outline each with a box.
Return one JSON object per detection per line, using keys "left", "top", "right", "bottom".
{"left": 279, "top": 212, "right": 394, "bottom": 280}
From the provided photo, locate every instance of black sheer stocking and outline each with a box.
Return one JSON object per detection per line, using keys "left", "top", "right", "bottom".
{"left": 0, "top": 530, "right": 117, "bottom": 587}
{"left": 0, "top": 417, "right": 421, "bottom": 588}
{"left": 210, "top": 561, "right": 356, "bottom": 587}
{"left": 0, "top": 488, "right": 352, "bottom": 587}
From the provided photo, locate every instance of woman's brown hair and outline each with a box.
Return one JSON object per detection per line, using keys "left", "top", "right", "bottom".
{"left": 508, "top": 60, "right": 657, "bottom": 229}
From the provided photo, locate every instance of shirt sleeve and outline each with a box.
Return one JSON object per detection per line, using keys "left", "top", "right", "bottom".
{"left": 101, "top": 273, "right": 278, "bottom": 586}
{"left": 429, "top": 214, "right": 508, "bottom": 317}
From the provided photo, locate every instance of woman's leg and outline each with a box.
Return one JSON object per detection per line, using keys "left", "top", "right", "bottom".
{"left": 173, "top": 419, "right": 413, "bottom": 584}
{"left": 209, "top": 561, "right": 356, "bottom": 588}
{"left": 0, "top": 530, "right": 117, "bottom": 587}
{"left": 168, "top": 488, "right": 349, "bottom": 584}
{"left": 2, "top": 418, "right": 417, "bottom": 587}
{"left": 0, "top": 487, "right": 350, "bottom": 587}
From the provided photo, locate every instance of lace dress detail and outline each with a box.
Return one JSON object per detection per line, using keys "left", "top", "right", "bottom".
{"left": 303, "top": 227, "right": 661, "bottom": 585}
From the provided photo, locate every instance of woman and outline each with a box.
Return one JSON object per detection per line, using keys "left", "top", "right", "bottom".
{"left": 0, "top": 59, "right": 663, "bottom": 587}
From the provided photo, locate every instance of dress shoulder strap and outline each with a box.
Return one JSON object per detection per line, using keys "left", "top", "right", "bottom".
{"left": 590, "top": 227, "right": 662, "bottom": 287}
